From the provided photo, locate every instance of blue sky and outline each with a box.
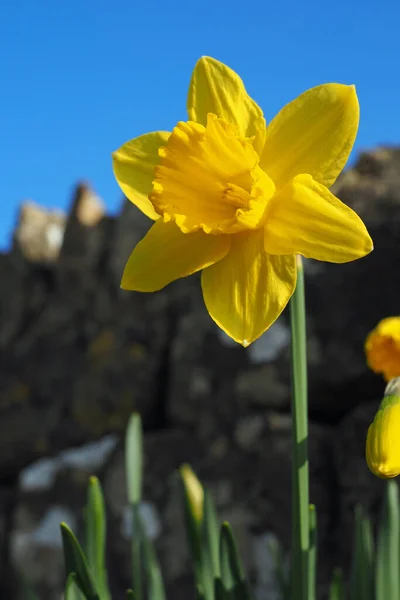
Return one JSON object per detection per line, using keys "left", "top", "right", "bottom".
{"left": 0, "top": 0, "right": 399, "bottom": 249}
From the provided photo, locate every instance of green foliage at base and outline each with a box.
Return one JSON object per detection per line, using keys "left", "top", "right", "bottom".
{"left": 58, "top": 413, "right": 400, "bottom": 600}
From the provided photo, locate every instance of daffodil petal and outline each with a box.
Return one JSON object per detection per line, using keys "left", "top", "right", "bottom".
{"left": 187, "top": 56, "right": 266, "bottom": 155}
{"left": 112, "top": 131, "right": 170, "bottom": 220}
{"left": 121, "top": 220, "right": 231, "bottom": 292}
{"left": 260, "top": 84, "right": 359, "bottom": 188}
{"left": 201, "top": 230, "right": 296, "bottom": 346}
{"left": 264, "top": 174, "right": 373, "bottom": 263}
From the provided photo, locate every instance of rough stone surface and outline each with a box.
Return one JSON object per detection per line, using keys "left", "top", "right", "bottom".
{"left": 13, "top": 201, "right": 66, "bottom": 263}
{"left": 0, "top": 149, "right": 400, "bottom": 598}
{"left": 59, "top": 182, "right": 108, "bottom": 271}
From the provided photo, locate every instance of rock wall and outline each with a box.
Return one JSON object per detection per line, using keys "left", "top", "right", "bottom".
{"left": 1, "top": 148, "right": 400, "bottom": 599}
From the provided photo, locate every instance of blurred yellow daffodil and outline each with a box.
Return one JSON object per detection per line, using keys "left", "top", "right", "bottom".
{"left": 365, "top": 317, "right": 400, "bottom": 381}
{"left": 113, "top": 56, "right": 373, "bottom": 346}
{"left": 366, "top": 378, "right": 400, "bottom": 478}
{"left": 180, "top": 464, "right": 204, "bottom": 523}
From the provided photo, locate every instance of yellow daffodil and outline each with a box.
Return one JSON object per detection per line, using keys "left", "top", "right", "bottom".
{"left": 365, "top": 317, "right": 400, "bottom": 381}
{"left": 113, "top": 56, "right": 373, "bottom": 346}
{"left": 366, "top": 378, "right": 400, "bottom": 478}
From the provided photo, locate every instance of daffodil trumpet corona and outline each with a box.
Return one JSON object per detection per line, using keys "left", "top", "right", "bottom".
{"left": 366, "top": 378, "right": 400, "bottom": 479}
{"left": 113, "top": 56, "right": 373, "bottom": 346}
{"left": 365, "top": 317, "right": 400, "bottom": 382}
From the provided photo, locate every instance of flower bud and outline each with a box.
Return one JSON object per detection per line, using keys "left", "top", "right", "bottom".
{"left": 180, "top": 464, "right": 204, "bottom": 522}
{"left": 366, "top": 377, "right": 400, "bottom": 478}
{"left": 365, "top": 317, "right": 400, "bottom": 381}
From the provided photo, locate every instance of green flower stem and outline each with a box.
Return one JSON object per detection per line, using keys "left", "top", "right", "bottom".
{"left": 290, "top": 255, "right": 310, "bottom": 600}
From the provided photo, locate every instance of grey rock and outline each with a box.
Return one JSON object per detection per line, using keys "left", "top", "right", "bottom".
{"left": 13, "top": 201, "right": 66, "bottom": 263}
{"left": 166, "top": 276, "right": 292, "bottom": 438}
{"left": 19, "top": 435, "right": 118, "bottom": 492}
{"left": 59, "top": 182, "right": 107, "bottom": 270}
{"left": 107, "top": 199, "right": 152, "bottom": 287}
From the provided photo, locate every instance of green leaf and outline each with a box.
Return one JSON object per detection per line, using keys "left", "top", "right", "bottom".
{"left": 268, "top": 536, "right": 290, "bottom": 600}
{"left": 60, "top": 522, "right": 99, "bottom": 600}
{"left": 126, "top": 591, "right": 135, "bottom": 599}
{"left": 125, "top": 413, "right": 144, "bottom": 600}
{"left": 220, "top": 523, "right": 244, "bottom": 585}
{"left": 201, "top": 489, "right": 221, "bottom": 600}
{"left": 214, "top": 577, "right": 229, "bottom": 600}
{"left": 361, "top": 511, "right": 374, "bottom": 596}
{"left": 376, "top": 481, "right": 400, "bottom": 600}
{"left": 138, "top": 511, "right": 166, "bottom": 600}
{"left": 219, "top": 523, "right": 252, "bottom": 600}
{"left": 65, "top": 573, "right": 87, "bottom": 600}
{"left": 131, "top": 503, "right": 143, "bottom": 600}
{"left": 126, "top": 413, "right": 143, "bottom": 504}
{"left": 202, "top": 490, "right": 220, "bottom": 578}
{"left": 17, "top": 572, "right": 40, "bottom": 600}
{"left": 180, "top": 465, "right": 204, "bottom": 590}
{"left": 351, "top": 505, "right": 374, "bottom": 600}
{"left": 85, "top": 477, "right": 111, "bottom": 600}
{"left": 328, "top": 568, "right": 345, "bottom": 600}
{"left": 308, "top": 504, "right": 317, "bottom": 600}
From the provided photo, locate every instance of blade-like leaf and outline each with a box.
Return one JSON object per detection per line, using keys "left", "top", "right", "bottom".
{"left": 376, "top": 481, "right": 400, "bottom": 600}
{"left": 65, "top": 573, "right": 87, "bottom": 600}
{"left": 61, "top": 523, "right": 99, "bottom": 600}
{"left": 308, "top": 504, "right": 317, "bottom": 600}
{"left": 220, "top": 523, "right": 252, "bottom": 600}
{"left": 85, "top": 477, "right": 111, "bottom": 600}
{"left": 125, "top": 413, "right": 144, "bottom": 600}
{"left": 131, "top": 503, "right": 143, "bottom": 600}
{"left": 268, "top": 536, "right": 290, "bottom": 600}
{"left": 214, "top": 577, "right": 229, "bottom": 600}
{"left": 329, "top": 568, "right": 345, "bottom": 600}
{"left": 126, "top": 413, "right": 143, "bottom": 504}
{"left": 220, "top": 523, "right": 244, "bottom": 585}
{"left": 138, "top": 513, "right": 166, "bottom": 600}
{"left": 361, "top": 512, "right": 374, "bottom": 596}
{"left": 201, "top": 489, "right": 221, "bottom": 600}
{"left": 17, "top": 572, "right": 40, "bottom": 600}
{"left": 202, "top": 490, "right": 220, "bottom": 578}
{"left": 180, "top": 465, "right": 204, "bottom": 589}
{"left": 351, "top": 505, "right": 374, "bottom": 600}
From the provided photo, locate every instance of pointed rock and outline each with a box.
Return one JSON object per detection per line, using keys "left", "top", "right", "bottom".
{"left": 59, "top": 182, "right": 109, "bottom": 270}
